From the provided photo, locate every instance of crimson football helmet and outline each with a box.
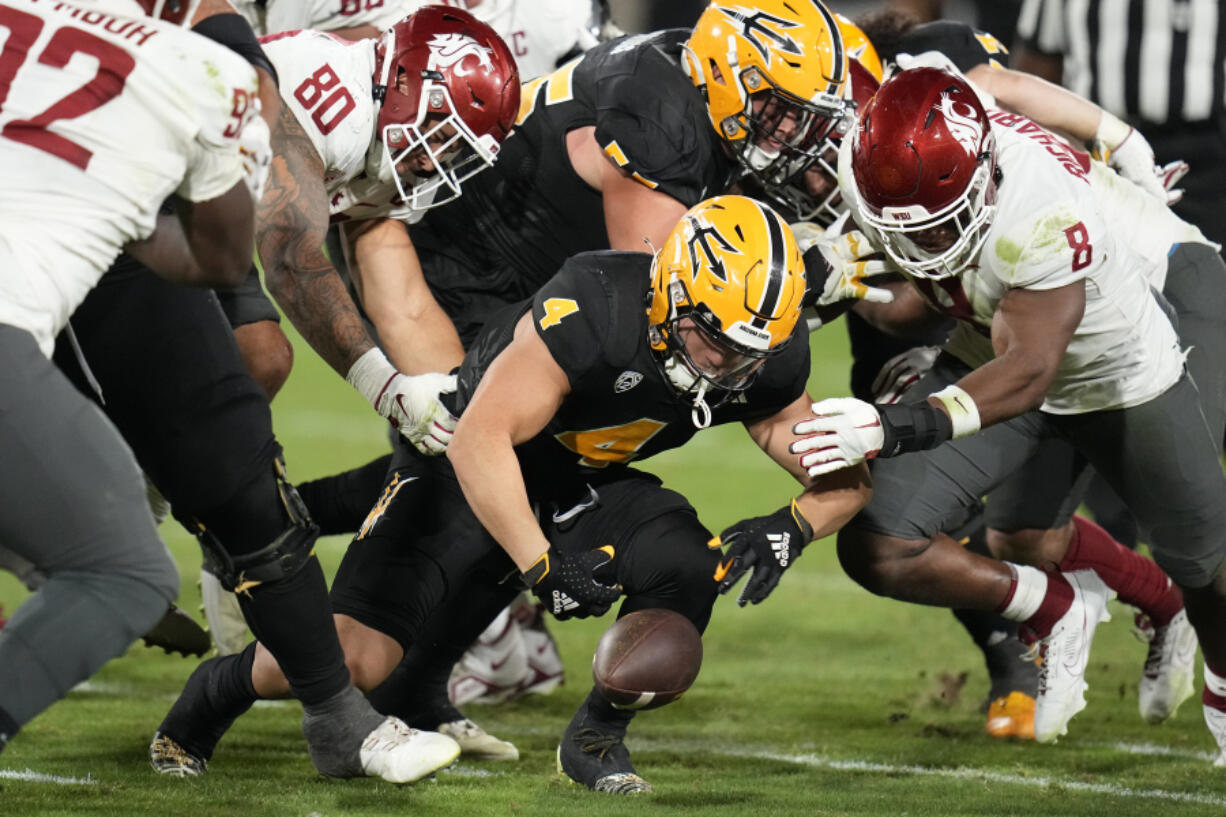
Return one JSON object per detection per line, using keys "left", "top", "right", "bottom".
{"left": 371, "top": 6, "right": 520, "bottom": 210}
{"left": 851, "top": 66, "right": 997, "bottom": 279}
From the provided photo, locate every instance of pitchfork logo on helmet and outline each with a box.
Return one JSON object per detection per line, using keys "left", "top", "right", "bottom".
{"left": 683, "top": 0, "right": 849, "bottom": 187}
{"left": 371, "top": 6, "right": 519, "bottom": 212}
{"left": 718, "top": 6, "right": 805, "bottom": 64}
{"left": 647, "top": 196, "right": 805, "bottom": 428}
{"left": 850, "top": 66, "right": 998, "bottom": 280}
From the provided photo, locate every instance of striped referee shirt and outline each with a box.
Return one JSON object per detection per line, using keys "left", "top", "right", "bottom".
{"left": 1016, "top": 0, "right": 1225, "bottom": 124}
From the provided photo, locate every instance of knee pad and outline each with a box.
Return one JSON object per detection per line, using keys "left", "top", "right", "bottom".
{"left": 196, "top": 458, "right": 320, "bottom": 593}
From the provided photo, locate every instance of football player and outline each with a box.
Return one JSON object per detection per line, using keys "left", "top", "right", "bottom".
{"left": 745, "top": 13, "right": 1206, "bottom": 740}
{"left": 32, "top": 0, "right": 467, "bottom": 784}
{"left": 146, "top": 5, "right": 526, "bottom": 770}
{"left": 318, "top": 0, "right": 866, "bottom": 746}
{"left": 140, "top": 195, "right": 873, "bottom": 793}
{"left": 788, "top": 66, "right": 1226, "bottom": 754}
{"left": 0, "top": 0, "right": 261, "bottom": 755}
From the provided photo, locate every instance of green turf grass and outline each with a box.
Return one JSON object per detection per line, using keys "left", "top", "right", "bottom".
{"left": 2, "top": 319, "right": 1223, "bottom": 817}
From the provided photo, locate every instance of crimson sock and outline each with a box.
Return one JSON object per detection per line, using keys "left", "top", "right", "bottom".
{"left": 1059, "top": 515, "right": 1182, "bottom": 627}
{"left": 999, "top": 567, "right": 1074, "bottom": 642}
{"left": 1204, "top": 659, "right": 1226, "bottom": 711}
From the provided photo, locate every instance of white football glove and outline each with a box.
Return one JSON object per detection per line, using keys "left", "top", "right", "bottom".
{"left": 1092, "top": 112, "right": 1174, "bottom": 203}
{"left": 238, "top": 107, "right": 272, "bottom": 204}
{"left": 796, "top": 225, "right": 896, "bottom": 307}
{"left": 789, "top": 397, "right": 884, "bottom": 477}
{"left": 346, "top": 348, "right": 458, "bottom": 455}
{"left": 1156, "top": 159, "right": 1190, "bottom": 206}
{"left": 871, "top": 345, "right": 941, "bottom": 405}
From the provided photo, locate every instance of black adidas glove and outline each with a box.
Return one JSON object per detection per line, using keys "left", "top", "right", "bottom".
{"left": 713, "top": 502, "right": 814, "bottom": 606}
{"left": 522, "top": 545, "right": 622, "bottom": 621}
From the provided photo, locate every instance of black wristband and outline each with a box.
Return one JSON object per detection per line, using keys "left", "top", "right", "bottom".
{"left": 192, "top": 14, "right": 280, "bottom": 88}
{"left": 876, "top": 401, "right": 953, "bottom": 457}
{"left": 801, "top": 245, "right": 831, "bottom": 308}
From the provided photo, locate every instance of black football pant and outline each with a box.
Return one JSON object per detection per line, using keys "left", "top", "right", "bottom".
{"left": 53, "top": 258, "right": 349, "bottom": 706}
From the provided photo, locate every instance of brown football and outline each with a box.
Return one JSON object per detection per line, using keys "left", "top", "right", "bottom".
{"left": 591, "top": 608, "right": 703, "bottom": 710}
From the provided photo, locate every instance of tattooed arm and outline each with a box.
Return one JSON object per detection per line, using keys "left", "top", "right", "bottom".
{"left": 257, "top": 102, "right": 374, "bottom": 376}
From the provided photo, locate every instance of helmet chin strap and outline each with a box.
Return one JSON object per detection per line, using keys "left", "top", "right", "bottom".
{"left": 690, "top": 380, "right": 713, "bottom": 430}
{"left": 662, "top": 355, "right": 713, "bottom": 430}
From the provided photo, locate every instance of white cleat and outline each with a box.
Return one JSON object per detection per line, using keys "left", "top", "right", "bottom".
{"left": 448, "top": 607, "right": 531, "bottom": 706}
{"left": 438, "top": 718, "right": 519, "bottom": 761}
{"left": 1138, "top": 609, "right": 1198, "bottom": 724}
{"left": 1205, "top": 701, "right": 1226, "bottom": 767}
{"left": 519, "top": 608, "right": 565, "bottom": 696}
{"left": 359, "top": 717, "right": 460, "bottom": 783}
{"left": 1028, "top": 569, "right": 1114, "bottom": 744}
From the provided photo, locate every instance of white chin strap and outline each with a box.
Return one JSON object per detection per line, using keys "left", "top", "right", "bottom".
{"left": 663, "top": 356, "right": 712, "bottom": 430}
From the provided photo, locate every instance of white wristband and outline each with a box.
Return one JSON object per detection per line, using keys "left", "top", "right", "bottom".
{"left": 931, "top": 384, "right": 981, "bottom": 439}
{"left": 1094, "top": 111, "right": 1133, "bottom": 151}
{"left": 345, "top": 347, "right": 398, "bottom": 411}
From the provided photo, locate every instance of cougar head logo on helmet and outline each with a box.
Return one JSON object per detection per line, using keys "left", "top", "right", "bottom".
{"left": 682, "top": 0, "right": 850, "bottom": 187}
{"left": 851, "top": 66, "right": 997, "bottom": 280}
{"left": 646, "top": 196, "right": 805, "bottom": 429}
{"left": 371, "top": 6, "right": 520, "bottom": 210}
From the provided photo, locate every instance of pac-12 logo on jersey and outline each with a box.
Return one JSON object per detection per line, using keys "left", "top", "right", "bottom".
{"left": 940, "top": 92, "right": 985, "bottom": 157}
{"left": 428, "top": 33, "right": 494, "bottom": 76}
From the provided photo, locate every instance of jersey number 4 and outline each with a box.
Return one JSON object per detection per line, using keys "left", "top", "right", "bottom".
{"left": 0, "top": 7, "right": 135, "bottom": 170}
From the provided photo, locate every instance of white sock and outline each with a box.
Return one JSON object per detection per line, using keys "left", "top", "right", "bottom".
{"left": 999, "top": 564, "right": 1048, "bottom": 622}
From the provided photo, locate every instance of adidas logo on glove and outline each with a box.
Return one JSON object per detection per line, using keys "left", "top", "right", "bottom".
{"left": 768, "top": 532, "right": 791, "bottom": 567}
{"left": 552, "top": 591, "right": 579, "bottom": 614}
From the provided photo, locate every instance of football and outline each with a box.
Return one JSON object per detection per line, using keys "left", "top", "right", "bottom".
{"left": 591, "top": 608, "right": 703, "bottom": 710}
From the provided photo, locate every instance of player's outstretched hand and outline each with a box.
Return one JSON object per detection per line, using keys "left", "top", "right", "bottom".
{"left": 523, "top": 546, "right": 621, "bottom": 620}
{"left": 713, "top": 504, "right": 814, "bottom": 606}
{"left": 790, "top": 397, "right": 884, "bottom": 477}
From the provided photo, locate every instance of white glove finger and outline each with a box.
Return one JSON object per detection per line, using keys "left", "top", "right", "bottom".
{"left": 793, "top": 412, "right": 847, "bottom": 437}
{"left": 859, "top": 284, "right": 895, "bottom": 305}
{"left": 1157, "top": 160, "right": 1190, "bottom": 191}
{"left": 805, "top": 457, "right": 855, "bottom": 478}
{"left": 1134, "top": 172, "right": 1168, "bottom": 202}
{"left": 789, "top": 432, "right": 833, "bottom": 455}
{"left": 432, "top": 409, "right": 458, "bottom": 433}
{"left": 799, "top": 447, "right": 846, "bottom": 471}
{"left": 1166, "top": 188, "right": 1185, "bottom": 206}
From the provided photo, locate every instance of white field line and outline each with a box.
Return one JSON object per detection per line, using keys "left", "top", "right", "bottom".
{"left": 0, "top": 768, "right": 96, "bottom": 785}
{"left": 720, "top": 747, "right": 1226, "bottom": 807}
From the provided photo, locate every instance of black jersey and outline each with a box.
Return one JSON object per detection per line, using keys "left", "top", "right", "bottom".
{"left": 897, "top": 21, "right": 1009, "bottom": 73}
{"left": 454, "top": 251, "right": 809, "bottom": 501}
{"left": 412, "top": 30, "right": 737, "bottom": 344}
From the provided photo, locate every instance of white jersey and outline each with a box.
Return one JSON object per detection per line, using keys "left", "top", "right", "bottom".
{"left": 261, "top": 28, "right": 425, "bottom": 223}
{"left": 840, "top": 110, "right": 1185, "bottom": 415}
{"left": 257, "top": 0, "right": 590, "bottom": 80}
{"left": 0, "top": 0, "right": 258, "bottom": 357}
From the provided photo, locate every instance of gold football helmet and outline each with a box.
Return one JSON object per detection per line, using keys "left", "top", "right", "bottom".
{"left": 647, "top": 195, "right": 805, "bottom": 427}
{"left": 683, "top": 0, "right": 850, "bottom": 183}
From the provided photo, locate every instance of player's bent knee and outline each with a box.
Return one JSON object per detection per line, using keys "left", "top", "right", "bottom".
{"left": 836, "top": 526, "right": 921, "bottom": 597}
{"left": 196, "top": 460, "right": 320, "bottom": 593}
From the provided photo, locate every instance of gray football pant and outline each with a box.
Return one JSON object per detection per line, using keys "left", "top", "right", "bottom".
{"left": 0, "top": 325, "right": 178, "bottom": 729}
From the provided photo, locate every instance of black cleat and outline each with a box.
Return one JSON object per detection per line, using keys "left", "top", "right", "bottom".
{"left": 149, "top": 731, "right": 208, "bottom": 777}
{"left": 141, "top": 605, "right": 211, "bottom": 658}
{"left": 556, "top": 701, "right": 651, "bottom": 794}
